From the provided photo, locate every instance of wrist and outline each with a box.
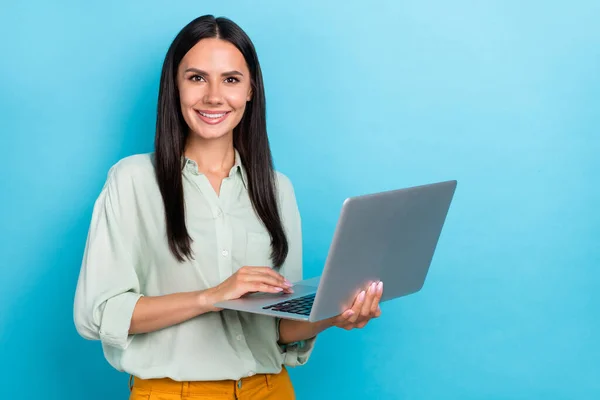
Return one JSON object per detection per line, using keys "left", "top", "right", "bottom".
{"left": 318, "top": 317, "right": 336, "bottom": 331}
{"left": 198, "top": 287, "right": 220, "bottom": 313}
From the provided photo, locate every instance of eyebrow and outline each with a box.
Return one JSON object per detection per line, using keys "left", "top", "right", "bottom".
{"left": 184, "top": 68, "right": 244, "bottom": 77}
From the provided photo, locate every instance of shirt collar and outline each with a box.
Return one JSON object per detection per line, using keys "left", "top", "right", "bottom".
{"left": 182, "top": 148, "right": 248, "bottom": 190}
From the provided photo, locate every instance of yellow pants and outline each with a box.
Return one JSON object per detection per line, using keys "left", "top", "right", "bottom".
{"left": 129, "top": 367, "right": 295, "bottom": 400}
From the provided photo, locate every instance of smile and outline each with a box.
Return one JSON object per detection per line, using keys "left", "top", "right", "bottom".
{"left": 195, "top": 110, "right": 231, "bottom": 125}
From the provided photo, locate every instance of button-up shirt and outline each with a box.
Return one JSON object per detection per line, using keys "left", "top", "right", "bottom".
{"left": 73, "top": 149, "right": 315, "bottom": 381}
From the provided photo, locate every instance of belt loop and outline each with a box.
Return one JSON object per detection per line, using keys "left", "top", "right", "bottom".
{"left": 265, "top": 374, "right": 272, "bottom": 390}
{"left": 234, "top": 379, "right": 241, "bottom": 400}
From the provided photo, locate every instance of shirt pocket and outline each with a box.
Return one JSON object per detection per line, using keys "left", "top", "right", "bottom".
{"left": 245, "top": 231, "right": 273, "bottom": 268}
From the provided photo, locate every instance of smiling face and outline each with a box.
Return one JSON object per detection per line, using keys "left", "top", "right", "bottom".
{"left": 177, "top": 38, "right": 253, "bottom": 141}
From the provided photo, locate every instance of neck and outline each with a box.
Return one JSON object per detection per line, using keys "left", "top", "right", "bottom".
{"left": 184, "top": 131, "right": 235, "bottom": 175}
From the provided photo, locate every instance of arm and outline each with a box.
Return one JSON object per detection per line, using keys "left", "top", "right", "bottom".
{"left": 278, "top": 318, "right": 333, "bottom": 344}
{"left": 74, "top": 163, "right": 142, "bottom": 349}
{"left": 128, "top": 291, "right": 213, "bottom": 334}
{"left": 75, "top": 163, "right": 218, "bottom": 346}
{"left": 129, "top": 268, "right": 291, "bottom": 334}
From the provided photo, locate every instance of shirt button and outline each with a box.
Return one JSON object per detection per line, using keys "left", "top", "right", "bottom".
{"left": 222, "top": 250, "right": 229, "bottom": 257}
{"left": 236, "top": 334, "right": 242, "bottom": 341}
{"left": 247, "top": 371, "right": 255, "bottom": 377}
{"left": 217, "top": 209, "right": 223, "bottom": 217}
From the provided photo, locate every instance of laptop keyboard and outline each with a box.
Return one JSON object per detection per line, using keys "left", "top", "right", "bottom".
{"left": 262, "top": 294, "right": 315, "bottom": 316}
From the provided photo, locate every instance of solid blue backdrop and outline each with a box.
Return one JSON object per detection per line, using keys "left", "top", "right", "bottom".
{"left": 1, "top": 1, "right": 599, "bottom": 399}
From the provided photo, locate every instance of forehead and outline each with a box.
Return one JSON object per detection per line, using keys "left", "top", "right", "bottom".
{"left": 179, "top": 38, "right": 248, "bottom": 72}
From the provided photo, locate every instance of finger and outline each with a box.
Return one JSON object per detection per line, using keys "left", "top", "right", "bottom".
{"left": 347, "top": 291, "right": 366, "bottom": 323}
{"left": 370, "top": 281, "right": 383, "bottom": 315}
{"left": 243, "top": 274, "right": 287, "bottom": 291}
{"left": 242, "top": 266, "right": 292, "bottom": 287}
{"left": 341, "top": 323, "right": 355, "bottom": 331}
{"left": 249, "top": 282, "right": 287, "bottom": 293}
{"left": 245, "top": 273, "right": 294, "bottom": 293}
{"left": 360, "top": 282, "right": 378, "bottom": 319}
{"left": 331, "top": 309, "right": 354, "bottom": 327}
{"left": 341, "top": 309, "right": 355, "bottom": 321}
{"left": 335, "top": 318, "right": 355, "bottom": 331}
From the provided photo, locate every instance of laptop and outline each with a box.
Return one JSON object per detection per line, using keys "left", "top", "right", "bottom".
{"left": 214, "top": 180, "right": 457, "bottom": 322}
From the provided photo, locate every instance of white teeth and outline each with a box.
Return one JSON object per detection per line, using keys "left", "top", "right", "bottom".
{"left": 199, "top": 111, "right": 227, "bottom": 119}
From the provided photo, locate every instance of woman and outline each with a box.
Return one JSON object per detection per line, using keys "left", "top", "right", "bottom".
{"left": 73, "top": 15, "right": 383, "bottom": 400}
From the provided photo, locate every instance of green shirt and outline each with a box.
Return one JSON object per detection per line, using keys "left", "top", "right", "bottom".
{"left": 73, "top": 149, "right": 315, "bottom": 381}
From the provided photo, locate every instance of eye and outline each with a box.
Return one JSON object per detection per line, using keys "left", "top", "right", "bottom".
{"left": 224, "top": 77, "right": 240, "bottom": 84}
{"left": 190, "top": 75, "right": 205, "bottom": 82}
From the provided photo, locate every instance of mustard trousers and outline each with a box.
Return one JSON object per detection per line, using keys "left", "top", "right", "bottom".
{"left": 129, "top": 367, "right": 295, "bottom": 400}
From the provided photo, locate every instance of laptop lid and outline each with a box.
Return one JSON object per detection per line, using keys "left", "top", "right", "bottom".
{"left": 309, "top": 180, "right": 457, "bottom": 321}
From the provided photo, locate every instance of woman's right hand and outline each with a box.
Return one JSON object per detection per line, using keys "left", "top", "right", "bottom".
{"left": 205, "top": 266, "right": 294, "bottom": 311}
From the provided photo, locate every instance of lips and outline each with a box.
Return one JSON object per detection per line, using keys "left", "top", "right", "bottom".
{"left": 195, "top": 110, "right": 231, "bottom": 125}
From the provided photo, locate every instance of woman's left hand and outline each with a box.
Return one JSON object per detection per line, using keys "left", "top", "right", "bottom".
{"left": 330, "top": 281, "right": 383, "bottom": 330}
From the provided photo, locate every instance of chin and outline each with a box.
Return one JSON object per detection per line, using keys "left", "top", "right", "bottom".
{"left": 190, "top": 123, "right": 234, "bottom": 140}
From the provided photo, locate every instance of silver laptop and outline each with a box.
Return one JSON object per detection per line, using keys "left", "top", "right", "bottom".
{"left": 214, "top": 180, "right": 457, "bottom": 322}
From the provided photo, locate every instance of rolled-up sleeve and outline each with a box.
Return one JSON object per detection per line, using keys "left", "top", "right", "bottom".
{"left": 275, "top": 318, "right": 316, "bottom": 367}
{"left": 275, "top": 173, "right": 317, "bottom": 366}
{"left": 73, "top": 163, "right": 142, "bottom": 350}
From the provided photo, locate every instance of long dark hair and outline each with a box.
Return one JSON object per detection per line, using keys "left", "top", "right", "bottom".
{"left": 154, "top": 15, "right": 288, "bottom": 268}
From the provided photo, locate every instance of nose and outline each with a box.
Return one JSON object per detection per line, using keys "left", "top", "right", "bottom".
{"left": 203, "top": 83, "right": 223, "bottom": 105}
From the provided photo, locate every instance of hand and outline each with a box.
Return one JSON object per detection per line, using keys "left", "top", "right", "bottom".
{"left": 206, "top": 266, "right": 294, "bottom": 311}
{"left": 330, "top": 281, "right": 383, "bottom": 330}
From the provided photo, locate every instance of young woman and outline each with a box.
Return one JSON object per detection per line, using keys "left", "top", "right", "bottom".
{"left": 73, "top": 15, "right": 383, "bottom": 400}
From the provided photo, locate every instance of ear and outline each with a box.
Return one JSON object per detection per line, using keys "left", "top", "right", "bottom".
{"left": 247, "top": 88, "right": 253, "bottom": 102}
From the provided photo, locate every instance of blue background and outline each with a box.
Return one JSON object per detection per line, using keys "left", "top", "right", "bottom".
{"left": 1, "top": 1, "right": 599, "bottom": 399}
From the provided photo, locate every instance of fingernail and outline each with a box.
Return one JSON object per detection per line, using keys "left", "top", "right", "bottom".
{"left": 358, "top": 291, "right": 366, "bottom": 302}
{"left": 275, "top": 287, "right": 283, "bottom": 292}
{"left": 284, "top": 279, "right": 292, "bottom": 287}
{"left": 346, "top": 310, "right": 354, "bottom": 317}
{"left": 370, "top": 282, "right": 377, "bottom": 292}
{"left": 377, "top": 281, "right": 383, "bottom": 292}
